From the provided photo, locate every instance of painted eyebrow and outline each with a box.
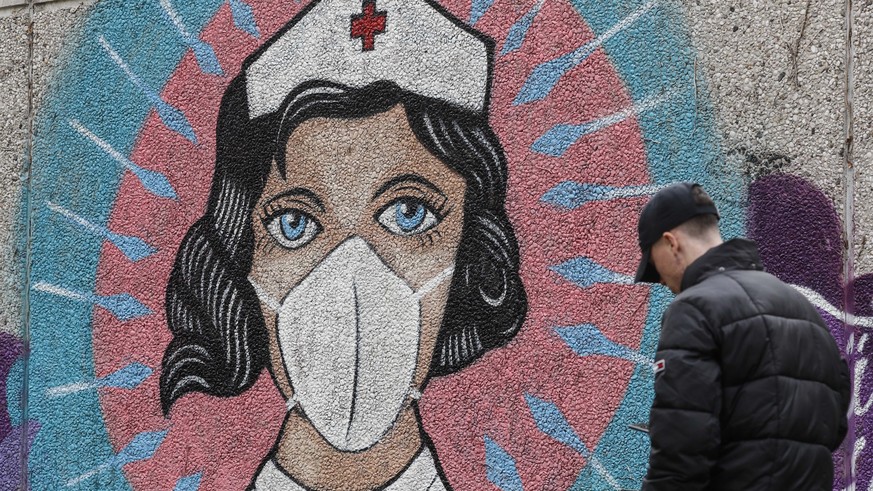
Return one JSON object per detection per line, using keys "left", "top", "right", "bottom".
{"left": 263, "top": 188, "right": 326, "bottom": 212}
{"left": 371, "top": 174, "right": 447, "bottom": 201}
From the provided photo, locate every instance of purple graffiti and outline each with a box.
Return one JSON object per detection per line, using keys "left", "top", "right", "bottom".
{"left": 0, "top": 421, "right": 40, "bottom": 490}
{"left": 749, "top": 173, "right": 871, "bottom": 489}
{"left": 748, "top": 174, "right": 843, "bottom": 302}
{"left": 0, "top": 333, "right": 23, "bottom": 442}
{"left": 0, "top": 333, "right": 39, "bottom": 490}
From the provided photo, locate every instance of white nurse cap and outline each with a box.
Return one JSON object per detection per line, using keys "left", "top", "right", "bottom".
{"left": 245, "top": 0, "right": 492, "bottom": 118}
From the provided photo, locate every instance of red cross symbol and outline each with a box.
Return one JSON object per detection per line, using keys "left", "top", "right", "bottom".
{"left": 350, "top": 0, "right": 387, "bottom": 52}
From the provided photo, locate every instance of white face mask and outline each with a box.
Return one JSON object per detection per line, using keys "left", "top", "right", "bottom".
{"left": 250, "top": 236, "right": 454, "bottom": 452}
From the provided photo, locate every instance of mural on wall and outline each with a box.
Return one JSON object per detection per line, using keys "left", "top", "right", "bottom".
{"left": 160, "top": 1, "right": 529, "bottom": 488}
{"left": 2, "top": 0, "right": 803, "bottom": 489}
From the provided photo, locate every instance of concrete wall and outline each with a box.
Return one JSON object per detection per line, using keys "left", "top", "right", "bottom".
{"left": 0, "top": 0, "right": 867, "bottom": 489}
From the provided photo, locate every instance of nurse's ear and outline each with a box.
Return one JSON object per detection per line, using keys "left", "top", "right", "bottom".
{"left": 432, "top": 207, "right": 527, "bottom": 376}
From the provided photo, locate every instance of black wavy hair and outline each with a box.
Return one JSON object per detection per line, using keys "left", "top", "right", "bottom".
{"left": 160, "top": 76, "right": 527, "bottom": 414}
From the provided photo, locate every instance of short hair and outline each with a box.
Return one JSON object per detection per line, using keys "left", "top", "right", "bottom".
{"left": 159, "top": 79, "right": 528, "bottom": 414}
{"left": 678, "top": 185, "right": 719, "bottom": 237}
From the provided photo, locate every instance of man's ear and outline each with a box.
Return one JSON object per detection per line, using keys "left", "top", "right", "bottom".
{"left": 662, "top": 231, "right": 680, "bottom": 255}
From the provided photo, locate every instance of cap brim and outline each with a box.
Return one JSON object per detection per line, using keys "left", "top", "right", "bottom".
{"left": 635, "top": 247, "right": 661, "bottom": 283}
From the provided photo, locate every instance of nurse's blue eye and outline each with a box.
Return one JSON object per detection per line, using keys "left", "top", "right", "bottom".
{"left": 266, "top": 210, "right": 321, "bottom": 249}
{"left": 376, "top": 198, "right": 440, "bottom": 236}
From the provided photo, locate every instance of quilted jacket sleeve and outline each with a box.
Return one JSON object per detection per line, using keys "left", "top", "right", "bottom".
{"left": 642, "top": 299, "right": 722, "bottom": 490}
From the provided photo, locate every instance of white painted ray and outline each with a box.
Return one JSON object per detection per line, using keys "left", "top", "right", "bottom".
{"left": 46, "top": 381, "right": 95, "bottom": 398}
{"left": 68, "top": 119, "right": 138, "bottom": 174}
{"left": 582, "top": 90, "right": 672, "bottom": 136}
{"left": 46, "top": 201, "right": 102, "bottom": 236}
{"left": 158, "top": 0, "right": 193, "bottom": 39}
{"left": 790, "top": 284, "right": 873, "bottom": 328}
{"left": 98, "top": 36, "right": 139, "bottom": 83}
{"left": 32, "top": 282, "right": 88, "bottom": 302}
{"left": 569, "top": 0, "right": 657, "bottom": 66}
{"left": 588, "top": 455, "right": 622, "bottom": 490}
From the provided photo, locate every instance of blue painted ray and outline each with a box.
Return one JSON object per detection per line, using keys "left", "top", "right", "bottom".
{"left": 484, "top": 435, "right": 523, "bottom": 491}
{"left": 113, "top": 429, "right": 169, "bottom": 465}
{"left": 469, "top": 0, "right": 495, "bottom": 25}
{"left": 32, "top": 281, "right": 153, "bottom": 322}
{"left": 501, "top": 0, "right": 546, "bottom": 55}
{"left": 228, "top": 0, "right": 260, "bottom": 38}
{"left": 525, "top": 393, "right": 590, "bottom": 456}
{"left": 98, "top": 36, "right": 198, "bottom": 144}
{"left": 555, "top": 324, "right": 653, "bottom": 366}
{"left": 45, "top": 362, "right": 153, "bottom": 398}
{"left": 159, "top": 0, "right": 224, "bottom": 75}
{"left": 549, "top": 257, "right": 633, "bottom": 288}
{"left": 46, "top": 201, "right": 157, "bottom": 261}
{"left": 531, "top": 91, "right": 670, "bottom": 156}
{"left": 66, "top": 429, "right": 169, "bottom": 487}
{"left": 174, "top": 472, "right": 203, "bottom": 491}
{"left": 513, "top": 1, "right": 657, "bottom": 105}
{"left": 524, "top": 394, "right": 621, "bottom": 489}
{"left": 68, "top": 119, "right": 178, "bottom": 199}
{"left": 541, "top": 182, "right": 663, "bottom": 210}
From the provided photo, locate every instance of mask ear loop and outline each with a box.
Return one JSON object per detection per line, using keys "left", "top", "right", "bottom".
{"left": 286, "top": 395, "right": 298, "bottom": 412}
{"left": 411, "top": 265, "right": 455, "bottom": 302}
{"left": 406, "top": 265, "right": 454, "bottom": 404}
{"left": 248, "top": 276, "right": 281, "bottom": 312}
{"left": 249, "top": 277, "right": 298, "bottom": 412}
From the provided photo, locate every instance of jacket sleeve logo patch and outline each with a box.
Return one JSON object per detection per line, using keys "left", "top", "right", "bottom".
{"left": 654, "top": 359, "right": 666, "bottom": 374}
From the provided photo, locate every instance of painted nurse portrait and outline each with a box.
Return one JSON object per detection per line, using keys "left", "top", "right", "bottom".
{"left": 159, "top": 0, "right": 526, "bottom": 489}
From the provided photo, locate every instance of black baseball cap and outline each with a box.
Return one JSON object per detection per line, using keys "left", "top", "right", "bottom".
{"left": 635, "top": 183, "right": 719, "bottom": 283}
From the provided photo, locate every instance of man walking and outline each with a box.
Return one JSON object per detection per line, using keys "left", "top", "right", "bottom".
{"left": 635, "top": 182, "right": 850, "bottom": 490}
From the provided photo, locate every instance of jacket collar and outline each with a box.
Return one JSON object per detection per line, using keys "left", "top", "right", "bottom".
{"left": 680, "top": 238, "right": 764, "bottom": 292}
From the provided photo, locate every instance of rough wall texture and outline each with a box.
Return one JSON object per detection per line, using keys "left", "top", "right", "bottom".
{"left": 0, "top": 12, "right": 27, "bottom": 338}
{"left": 856, "top": 1, "right": 872, "bottom": 275}
{"left": 0, "top": 0, "right": 868, "bottom": 490}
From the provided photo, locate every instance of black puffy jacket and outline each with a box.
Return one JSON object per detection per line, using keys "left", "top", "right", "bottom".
{"left": 642, "top": 239, "right": 850, "bottom": 491}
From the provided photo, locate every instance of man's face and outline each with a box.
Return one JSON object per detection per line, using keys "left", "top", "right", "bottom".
{"left": 650, "top": 234, "right": 684, "bottom": 294}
